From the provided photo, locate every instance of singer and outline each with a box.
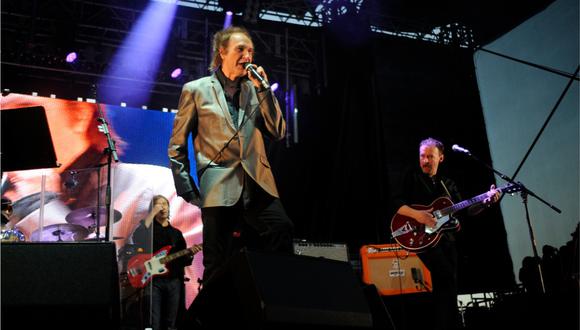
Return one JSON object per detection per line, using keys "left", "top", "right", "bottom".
{"left": 390, "top": 137, "right": 499, "bottom": 330}
{"left": 168, "top": 26, "right": 294, "bottom": 285}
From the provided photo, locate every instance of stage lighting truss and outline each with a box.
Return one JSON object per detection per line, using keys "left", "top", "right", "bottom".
{"left": 1, "top": 0, "right": 474, "bottom": 108}
{"left": 172, "top": 0, "right": 474, "bottom": 47}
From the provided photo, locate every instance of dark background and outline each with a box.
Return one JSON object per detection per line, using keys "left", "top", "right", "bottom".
{"left": 2, "top": 0, "right": 558, "bottom": 293}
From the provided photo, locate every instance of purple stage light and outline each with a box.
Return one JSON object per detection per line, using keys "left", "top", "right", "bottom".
{"left": 171, "top": 68, "right": 182, "bottom": 78}
{"left": 223, "top": 11, "right": 233, "bottom": 28}
{"left": 99, "top": 1, "right": 177, "bottom": 106}
{"left": 270, "top": 82, "right": 279, "bottom": 92}
{"left": 66, "top": 52, "right": 78, "bottom": 63}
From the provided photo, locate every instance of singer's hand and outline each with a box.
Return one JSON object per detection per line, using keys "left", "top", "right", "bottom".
{"left": 246, "top": 64, "right": 269, "bottom": 89}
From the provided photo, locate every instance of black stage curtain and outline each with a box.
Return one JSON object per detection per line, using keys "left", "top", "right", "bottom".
{"left": 270, "top": 26, "right": 516, "bottom": 293}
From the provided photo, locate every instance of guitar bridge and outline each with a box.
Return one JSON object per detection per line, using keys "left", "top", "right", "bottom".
{"left": 392, "top": 221, "right": 414, "bottom": 238}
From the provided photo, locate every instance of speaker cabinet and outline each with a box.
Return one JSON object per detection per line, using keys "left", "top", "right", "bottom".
{"left": 187, "top": 249, "right": 373, "bottom": 329}
{"left": 360, "top": 244, "right": 432, "bottom": 296}
{"left": 1, "top": 242, "right": 120, "bottom": 329}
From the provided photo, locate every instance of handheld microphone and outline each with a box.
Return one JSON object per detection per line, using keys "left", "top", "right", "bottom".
{"left": 451, "top": 144, "right": 471, "bottom": 155}
{"left": 243, "top": 63, "right": 270, "bottom": 90}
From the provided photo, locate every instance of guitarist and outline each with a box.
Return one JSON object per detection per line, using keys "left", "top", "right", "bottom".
{"left": 391, "top": 138, "right": 499, "bottom": 330}
{"left": 132, "top": 195, "right": 193, "bottom": 330}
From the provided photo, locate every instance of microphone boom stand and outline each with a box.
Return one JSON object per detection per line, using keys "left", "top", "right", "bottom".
{"left": 94, "top": 85, "right": 119, "bottom": 242}
{"left": 460, "top": 149, "right": 560, "bottom": 294}
{"left": 467, "top": 50, "right": 576, "bottom": 294}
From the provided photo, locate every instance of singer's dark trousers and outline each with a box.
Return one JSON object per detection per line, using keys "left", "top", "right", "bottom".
{"left": 200, "top": 188, "right": 294, "bottom": 284}
{"left": 418, "top": 235, "right": 459, "bottom": 330}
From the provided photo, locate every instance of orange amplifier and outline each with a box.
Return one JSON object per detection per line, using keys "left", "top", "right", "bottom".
{"left": 360, "top": 244, "right": 432, "bottom": 296}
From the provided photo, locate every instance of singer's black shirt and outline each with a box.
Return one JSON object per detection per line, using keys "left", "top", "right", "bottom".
{"left": 216, "top": 67, "right": 242, "bottom": 128}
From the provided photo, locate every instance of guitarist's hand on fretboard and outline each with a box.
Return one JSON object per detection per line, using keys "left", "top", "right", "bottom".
{"left": 483, "top": 184, "right": 501, "bottom": 205}
{"left": 190, "top": 244, "right": 203, "bottom": 254}
{"left": 469, "top": 185, "right": 501, "bottom": 216}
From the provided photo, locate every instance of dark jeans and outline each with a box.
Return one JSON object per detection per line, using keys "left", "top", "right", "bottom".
{"left": 148, "top": 277, "right": 182, "bottom": 330}
{"left": 417, "top": 235, "right": 459, "bottom": 330}
{"left": 201, "top": 195, "right": 294, "bottom": 283}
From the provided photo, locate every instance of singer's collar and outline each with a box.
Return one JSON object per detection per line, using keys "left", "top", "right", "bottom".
{"left": 216, "top": 66, "right": 242, "bottom": 88}
{"left": 216, "top": 66, "right": 243, "bottom": 101}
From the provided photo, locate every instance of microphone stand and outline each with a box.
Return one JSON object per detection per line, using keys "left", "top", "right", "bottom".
{"left": 459, "top": 149, "right": 561, "bottom": 294}
{"left": 93, "top": 162, "right": 109, "bottom": 241}
{"left": 462, "top": 53, "right": 576, "bottom": 294}
{"left": 93, "top": 85, "right": 119, "bottom": 242}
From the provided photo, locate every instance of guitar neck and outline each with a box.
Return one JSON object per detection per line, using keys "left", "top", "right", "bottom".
{"left": 442, "top": 194, "right": 485, "bottom": 215}
{"left": 440, "top": 186, "right": 507, "bottom": 216}
{"left": 160, "top": 248, "right": 192, "bottom": 264}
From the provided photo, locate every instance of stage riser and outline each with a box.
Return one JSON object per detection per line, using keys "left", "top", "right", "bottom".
{"left": 186, "top": 250, "right": 374, "bottom": 329}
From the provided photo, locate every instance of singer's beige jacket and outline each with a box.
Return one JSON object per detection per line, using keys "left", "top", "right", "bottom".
{"left": 168, "top": 73, "right": 285, "bottom": 208}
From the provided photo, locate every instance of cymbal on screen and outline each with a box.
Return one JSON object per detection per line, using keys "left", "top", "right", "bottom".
{"left": 65, "top": 206, "right": 122, "bottom": 228}
{"left": 30, "top": 223, "right": 89, "bottom": 242}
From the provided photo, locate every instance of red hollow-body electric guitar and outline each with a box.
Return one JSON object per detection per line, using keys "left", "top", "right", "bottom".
{"left": 391, "top": 184, "right": 520, "bottom": 252}
{"left": 127, "top": 244, "right": 202, "bottom": 288}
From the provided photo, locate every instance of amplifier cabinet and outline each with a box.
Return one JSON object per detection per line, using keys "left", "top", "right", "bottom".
{"left": 293, "top": 240, "right": 349, "bottom": 262}
{"left": 360, "top": 244, "right": 432, "bottom": 296}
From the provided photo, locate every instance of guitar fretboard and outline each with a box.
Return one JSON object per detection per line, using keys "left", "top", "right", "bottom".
{"left": 160, "top": 245, "right": 201, "bottom": 264}
{"left": 439, "top": 185, "right": 514, "bottom": 217}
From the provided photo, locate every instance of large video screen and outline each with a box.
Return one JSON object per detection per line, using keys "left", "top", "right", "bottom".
{"left": 1, "top": 93, "right": 203, "bottom": 307}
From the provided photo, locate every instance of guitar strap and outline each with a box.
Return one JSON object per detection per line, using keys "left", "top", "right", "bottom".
{"left": 439, "top": 180, "right": 460, "bottom": 229}
{"left": 439, "top": 180, "right": 454, "bottom": 202}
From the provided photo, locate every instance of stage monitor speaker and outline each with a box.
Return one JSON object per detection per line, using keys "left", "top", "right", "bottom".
{"left": 187, "top": 249, "right": 373, "bottom": 329}
{"left": 1, "top": 242, "right": 120, "bottom": 330}
{"left": 360, "top": 244, "right": 432, "bottom": 296}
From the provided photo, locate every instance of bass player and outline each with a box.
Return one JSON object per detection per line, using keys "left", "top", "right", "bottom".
{"left": 131, "top": 195, "right": 195, "bottom": 330}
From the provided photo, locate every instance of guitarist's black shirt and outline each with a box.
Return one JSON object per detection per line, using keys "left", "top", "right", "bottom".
{"left": 392, "top": 166, "right": 462, "bottom": 206}
{"left": 391, "top": 166, "right": 463, "bottom": 239}
{"left": 132, "top": 220, "right": 192, "bottom": 280}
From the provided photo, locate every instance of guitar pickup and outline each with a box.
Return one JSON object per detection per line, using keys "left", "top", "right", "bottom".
{"left": 128, "top": 268, "right": 142, "bottom": 276}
